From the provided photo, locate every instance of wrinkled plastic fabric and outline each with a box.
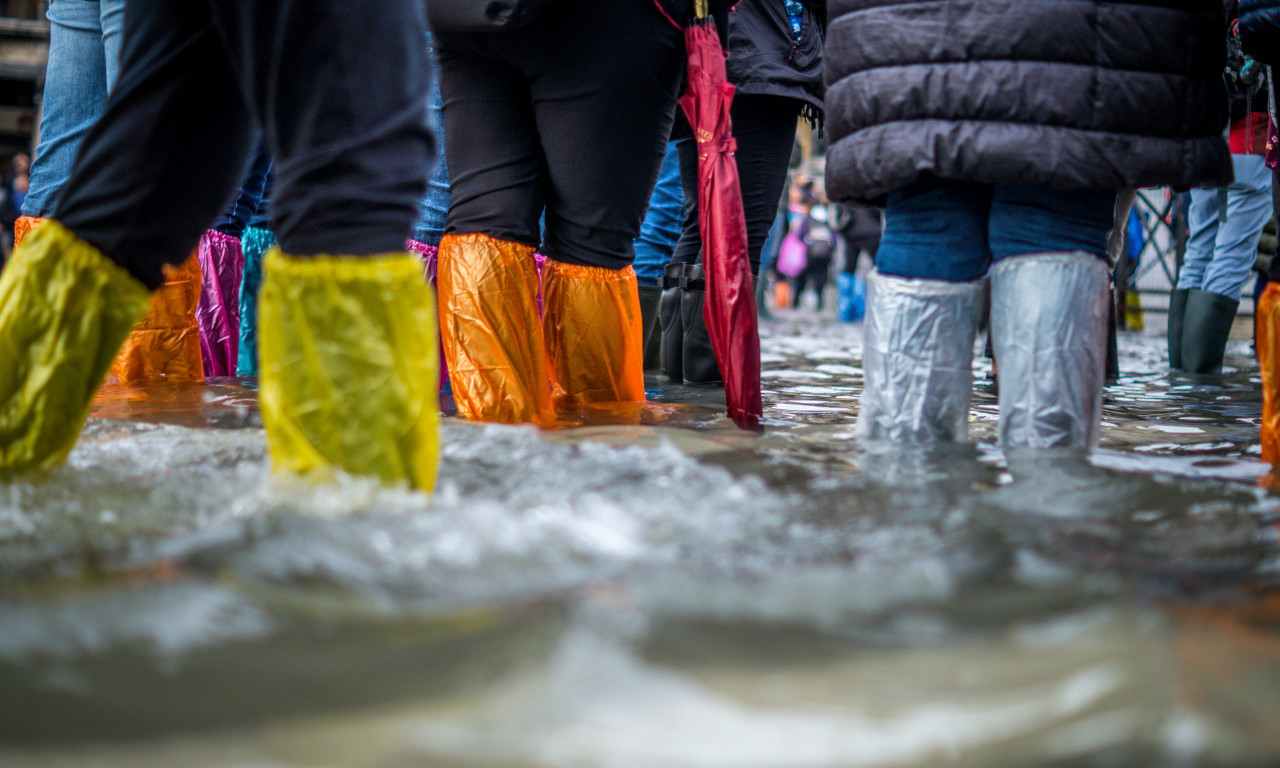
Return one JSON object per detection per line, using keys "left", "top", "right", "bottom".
{"left": 109, "top": 251, "right": 205, "bottom": 383}
{"left": 542, "top": 259, "right": 645, "bottom": 407}
{"left": 236, "top": 226, "right": 275, "bottom": 377}
{"left": 407, "top": 238, "right": 451, "bottom": 395}
{"left": 856, "top": 271, "right": 983, "bottom": 443}
{"left": 0, "top": 219, "right": 151, "bottom": 472}
{"left": 991, "top": 253, "right": 1109, "bottom": 449}
{"left": 438, "top": 233, "right": 554, "bottom": 425}
{"left": 13, "top": 215, "right": 44, "bottom": 249}
{"left": 196, "top": 229, "right": 244, "bottom": 377}
{"left": 258, "top": 250, "right": 439, "bottom": 490}
{"left": 680, "top": 19, "right": 762, "bottom": 431}
{"left": 1257, "top": 282, "right": 1280, "bottom": 464}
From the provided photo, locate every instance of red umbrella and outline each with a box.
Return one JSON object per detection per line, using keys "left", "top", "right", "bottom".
{"left": 678, "top": 10, "right": 763, "bottom": 432}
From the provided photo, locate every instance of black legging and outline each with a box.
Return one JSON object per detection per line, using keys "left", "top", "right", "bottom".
{"left": 435, "top": 0, "right": 684, "bottom": 271}
{"left": 793, "top": 257, "right": 831, "bottom": 308}
{"left": 671, "top": 94, "right": 801, "bottom": 273}
{"left": 55, "top": 0, "right": 434, "bottom": 289}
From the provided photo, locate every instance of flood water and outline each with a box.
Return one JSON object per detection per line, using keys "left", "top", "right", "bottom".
{"left": 2, "top": 315, "right": 1279, "bottom": 767}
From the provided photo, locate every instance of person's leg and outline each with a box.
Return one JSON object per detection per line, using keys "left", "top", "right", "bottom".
{"left": 1181, "top": 156, "right": 1274, "bottom": 373}
{"left": 432, "top": 31, "right": 552, "bottom": 425}
{"left": 1177, "top": 187, "right": 1223, "bottom": 291}
{"left": 99, "top": 0, "right": 124, "bottom": 85}
{"left": 1260, "top": 166, "right": 1280, "bottom": 464}
{"left": 196, "top": 143, "right": 272, "bottom": 378}
{"left": 1199, "top": 156, "right": 1271, "bottom": 301}
{"left": 525, "top": 0, "right": 684, "bottom": 406}
{"left": 633, "top": 141, "right": 683, "bottom": 371}
{"left": 633, "top": 142, "right": 683, "bottom": 288}
{"left": 662, "top": 96, "right": 799, "bottom": 384}
{"left": 877, "top": 177, "right": 993, "bottom": 282}
{"left": 411, "top": 36, "right": 450, "bottom": 249}
{"left": 213, "top": 143, "right": 272, "bottom": 239}
{"left": 857, "top": 177, "right": 989, "bottom": 443}
{"left": 659, "top": 123, "right": 703, "bottom": 381}
{"left": 810, "top": 258, "right": 830, "bottom": 309}
{"left": 206, "top": 0, "right": 439, "bottom": 489}
{"left": 53, "top": 2, "right": 255, "bottom": 286}
{"left": 21, "top": 0, "right": 108, "bottom": 219}
{"left": 0, "top": 0, "right": 256, "bottom": 472}
{"left": 792, "top": 268, "right": 809, "bottom": 308}
{"left": 987, "top": 184, "right": 1116, "bottom": 450}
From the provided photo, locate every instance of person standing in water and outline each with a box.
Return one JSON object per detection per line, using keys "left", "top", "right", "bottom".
{"left": 0, "top": 0, "right": 440, "bottom": 490}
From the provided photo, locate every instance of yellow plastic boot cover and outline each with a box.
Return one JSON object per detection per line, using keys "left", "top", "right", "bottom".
{"left": 110, "top": 251, "right": 205, "bottom": 383}
{"left": 1258, "top": 282, "right": 1280, "bottom": 464}
{"left": 258, "top": 250, "right": 439, "bottom": 491}
{"left": 0, "top": 219, "right": 150, "bottom": 472}
{"left": 541, "top": 259, "right": 645, "bottom": 407}
{"left": 438, "top": 233, "right": 554, "bottom": 424}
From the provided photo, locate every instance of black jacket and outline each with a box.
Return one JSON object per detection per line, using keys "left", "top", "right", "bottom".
{"left": 1240, "top": 0, "right": 1280, "bottom": 65}
{"left": 725, "top": 0, "right": 825, "bottom": 122}
{"left": 824, "top": 0, "right": 1232, "bottom": 203}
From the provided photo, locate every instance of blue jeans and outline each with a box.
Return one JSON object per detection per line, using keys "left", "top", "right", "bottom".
{"left": 633, "top": 141, "right": 683, "bottom": 286}
{"left": 876, "top": 178, "right": 1117, "bottom": 282}
{"left": 23, "top": 0, "right": 126, "bottom": 217}
{"left": 213, "top": 142, "right": 272, "bottom": 238}
{"left": 760, "top": 211, "right": 786, "bottom": 273}
{"left": 411, "top": 44, "right": 450, "bottom": 246}
{"left": 1177, "top": 154, "right": 1274, "bottom": 301}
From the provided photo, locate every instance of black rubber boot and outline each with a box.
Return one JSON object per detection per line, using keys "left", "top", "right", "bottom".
{"left": 679, "top": 282, "right": 723, "bottom": 386}
{"left": 1180, "top": 288, "right": 1239, "bottom": 374}
{"left": 659, "top": 262, "right": 687, "bottom": 382}
{"left": 638, "top": 283, "right": 663, "bottom": 372}
{"left": 1167, "top": 288, "right": 1190, "bottom": 370}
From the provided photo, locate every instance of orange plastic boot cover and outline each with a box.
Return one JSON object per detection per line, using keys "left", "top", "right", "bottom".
{"left": 110, "top": 251, "right": 205, "bottom": 383}
{"left": 13, "top": 216, "right": 44, "bottom": 249}
{"left": 438, "top": 233, "right": 554, "bottom": 424}
{"left": 1259, "top": 282, "right": 1280, "bottom": 464}
{"left": 541, "top": 259, "right": 645, "bottom": 407}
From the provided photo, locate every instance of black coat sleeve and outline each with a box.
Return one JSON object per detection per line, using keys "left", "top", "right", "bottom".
{"left": 1240, "top": 0, "right": 1280, "bottom": 65}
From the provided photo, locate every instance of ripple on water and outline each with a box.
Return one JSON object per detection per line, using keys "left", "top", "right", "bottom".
{"left": 0, "top": 322, "right": 1278, "bottom": 765}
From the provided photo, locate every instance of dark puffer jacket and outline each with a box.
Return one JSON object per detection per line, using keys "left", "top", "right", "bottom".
{"left": 825, "top": 0, "right": 1232, "bottom": 203}
{"left": 1240, "top": 0, "right": 1280, "bottom": 64}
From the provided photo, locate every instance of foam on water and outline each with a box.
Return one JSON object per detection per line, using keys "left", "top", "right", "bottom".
{"left": 1, "top": 319, "right": 1279, "bottom": 766}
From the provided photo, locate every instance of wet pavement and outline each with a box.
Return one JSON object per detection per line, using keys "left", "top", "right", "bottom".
{"left": 1, "top": 312, "right": 1279, "bottom": 767}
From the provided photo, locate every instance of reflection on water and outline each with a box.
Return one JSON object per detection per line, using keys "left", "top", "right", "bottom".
{"left": 2, "top": 318, "right": 1279, "bottom": 766}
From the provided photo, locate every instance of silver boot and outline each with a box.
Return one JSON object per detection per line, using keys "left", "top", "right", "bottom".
{"left": 856, "top": 271, "right": 984, "bottom": 443}
{"left": 990, "top": 252, "right": 1110, "bottom": 449}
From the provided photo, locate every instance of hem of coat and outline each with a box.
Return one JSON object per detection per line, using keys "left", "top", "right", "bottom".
{"left": 825, "top": 119, "right": 1232, "bottom": 203}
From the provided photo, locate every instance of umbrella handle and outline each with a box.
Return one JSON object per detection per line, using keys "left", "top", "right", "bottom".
{"left": 695, "top": 0, "right": 708, "bottom": 19}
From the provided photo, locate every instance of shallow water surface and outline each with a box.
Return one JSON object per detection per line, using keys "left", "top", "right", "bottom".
{"left": 1, "top": 317, "right": 1279, "bottom": 767}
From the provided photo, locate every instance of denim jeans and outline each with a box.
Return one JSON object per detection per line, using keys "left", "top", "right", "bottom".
{"left": 411, "top": 50, "right": 450, "bottom": 247}
{"left": 1177, "top": 154, "right": 1274, "bottom": 300}
{"left": 213, "top": 142, "right": 272, "bottom": 239}
{"left": 876, "top": 177, "right": 1117, "bottom": 282}
{"left": 23, "top": 0, "right": 126, "bottom": 217}
{"left": 632, "top": 141, "right": 682, "bottom": 286}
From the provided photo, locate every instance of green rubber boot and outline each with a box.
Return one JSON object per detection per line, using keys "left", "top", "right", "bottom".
{"left": 1180, "top": 288, "right": 1239, "bottom": 374}
{"left": 1167, "top": 288, "right": 1189, "bottom": 370}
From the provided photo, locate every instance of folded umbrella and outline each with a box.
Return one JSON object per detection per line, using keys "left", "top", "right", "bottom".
{"left": 678, "top": 8, "right": 762, "bottom": 431}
